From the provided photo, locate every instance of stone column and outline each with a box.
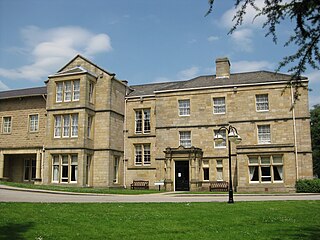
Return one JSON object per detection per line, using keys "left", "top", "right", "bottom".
{"left": 35, "top": 150, "right": 42, "bottom": 180}
{"left": 0, "top": 151, "right": 4, "bottom": 179}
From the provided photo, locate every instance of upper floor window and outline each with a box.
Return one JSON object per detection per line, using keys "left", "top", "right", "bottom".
{"left": 56, "top": 80, "right": 80, "bottom": 103}
{"left": 179, "top": 131, "right": 191, "bottom": 148}
{"left": 87, "top": 115, "right": 93, "bottom": 139}
{"left": 135, "top": 109, "right": 150, "bottom": 134}
{"left": 2, "top": 116, "right": 12, "bottom": 134}
{"left": 88, "top": 82, "right": 94, "bottom": 103}
{"left": 178, "top": 99, "right": 190, "bottom": 116}
{"left": 213, "top": 97, "right": 226, "bottom": 114}
{"left": 258, "top": 125, "right": 271, "bottom": 144}
{"left": 29, "top": 114, "right": 39, "bottom": 132}
{"left": 256, "top": 94, "right": 269, "bottom": 111}
{"left": 135, "top": 144, "right": 151, "bottom": 166}
{"left": 214, "top": 130, "right": 226, "bottom": 148}
{"left": 54, "top": 114, "right": 78, "bottom": 138}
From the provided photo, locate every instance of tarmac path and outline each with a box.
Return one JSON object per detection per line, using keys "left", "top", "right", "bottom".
{"left": 1, "top": 185, "right": 320, "bottom": 203}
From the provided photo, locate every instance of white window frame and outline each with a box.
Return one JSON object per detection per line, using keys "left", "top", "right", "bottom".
{"left": 87, "top": 115, "right": 93, "bottom": 138}
{"left": 2, "top": 116, "right": 12, "bottom": 134}
{"left": 216, "top": 160, "right": 223, "bottom": 181}
{"left": 256, "top": 94, "right": 269, "bottom": 112}
{"left": 179, "top": 131, "right": 191, "bottom": 148}
{"left": 135, "top": 109, "right": 151, "bottom": 134}
{"left": 89, "top": 81, "right": 94, "bottom": 103}
{"left": 56, "top": 82, "right": 63, "bottom": 103}
{"left": 248, "top": 155, "right": 283, "bottom": 183}
{"left": 113, "top": 156, "right": 120, "bottom": 183}
{"left": 178, "top": 99, "right": 190, "bottom": 116}
{"left": 29, "top": 114, "right": 39, "bottom": 132}
{"left": 52, "top": 154, "right": 78, "bottom": 184}
{"left": 213, "top": 97, "right": 226, "bottom": 114}
{"left": 134, "top": 144, "right": 151, "bottom": 166}
{"left": 56, "top": 80, "right": 80, "bottom": 103}
{"left": 73, "top": 80, "right": 80, "bottom": 101}
{"left": 258, "top": 125, "right": 271, "bottom": 144}
{"left": 54, "top": 114, "right": 78, "bottom": 138}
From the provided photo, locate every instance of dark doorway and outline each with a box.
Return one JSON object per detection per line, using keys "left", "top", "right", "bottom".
{"left": 175, "top": 161, "right": 190, "bottom": 191}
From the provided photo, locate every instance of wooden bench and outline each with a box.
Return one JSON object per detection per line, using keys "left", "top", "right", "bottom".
{"left": 209, "top": 181, "right": 229, "bottom": 192}
{"left": 130, "top": 180, "right": 149, "bottom": 190}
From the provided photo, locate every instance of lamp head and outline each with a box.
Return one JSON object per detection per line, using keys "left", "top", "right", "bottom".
{"left": 214, "top": 133, "right": 224, "bottom": 144}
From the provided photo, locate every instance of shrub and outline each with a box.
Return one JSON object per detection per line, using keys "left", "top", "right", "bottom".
{"left": 296, "top": 179, "right": 320, "bottom": 193}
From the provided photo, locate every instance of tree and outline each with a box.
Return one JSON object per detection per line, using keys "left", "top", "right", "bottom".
{"left": 310, "top": 104, "right": 320, "bottom": 178}
{"left": 206, "top": 0, "right": 320, "bottom": 103}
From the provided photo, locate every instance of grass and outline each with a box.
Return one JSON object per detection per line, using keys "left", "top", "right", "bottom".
{"left": 0, "top": 201, "right": 319, "bottom": 239}
{"left": 0, "top": 181, "right": 163, "bottom": 195}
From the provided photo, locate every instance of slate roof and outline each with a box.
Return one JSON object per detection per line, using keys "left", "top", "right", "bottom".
{"left": 0, "top": 86, "right": 47, "bottom": 100}
{"left": 127, "top": 71, "right": 307, "bottom": 97}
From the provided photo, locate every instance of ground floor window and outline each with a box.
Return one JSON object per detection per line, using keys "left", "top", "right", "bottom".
{"left": 248, "top": 155, "right": 283, "bottom": 183}
{"left": 24, "top": 158, "right": 36, "bottom": 181}
{"left": 216, "top": 160, "right": 223, "bottom": 181}
{"left": 202, "top": 160, "right": 209, "bottom": 181}
{"left": 113, "top": 156, "right": 120, "bottom": 183}
{"left": 52, "top": 154, "right": 78, "bottom": 183}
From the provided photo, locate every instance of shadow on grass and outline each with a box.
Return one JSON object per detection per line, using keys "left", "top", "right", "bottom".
{"left": 0, "top": 222, "right": 34, "bottom": 240}
{"left": 273, "top": 226, "right": 320, "bottom": 240}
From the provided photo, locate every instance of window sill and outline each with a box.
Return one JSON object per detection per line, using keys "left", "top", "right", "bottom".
{"left": 128, "top": 134, "right": 156, "bottom": 138}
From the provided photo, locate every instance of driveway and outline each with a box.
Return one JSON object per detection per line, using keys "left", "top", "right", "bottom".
{"left": 1, "top": 185, "right": 320, "bottom": 203}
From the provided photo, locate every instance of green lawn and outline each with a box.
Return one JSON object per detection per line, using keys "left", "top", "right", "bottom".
{"left": 0, "top": 201, "right": 319, "bottom": 240}
{"left": 0, "top": 181, "right": 163, "bottom": 195}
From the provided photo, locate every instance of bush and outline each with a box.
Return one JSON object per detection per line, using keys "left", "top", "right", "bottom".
{"left": 296, "top": 179, "right": 320, "bottom": 193}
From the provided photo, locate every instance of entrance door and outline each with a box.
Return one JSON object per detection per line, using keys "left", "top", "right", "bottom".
{"left": 175, "top": 161, "right": 190, "bottom": 191}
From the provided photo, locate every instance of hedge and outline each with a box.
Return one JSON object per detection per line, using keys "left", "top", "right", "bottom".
{"left": 296, "top": 179, "right": 320, "bottom": 193}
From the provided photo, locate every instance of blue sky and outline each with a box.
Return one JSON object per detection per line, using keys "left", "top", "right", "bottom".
{"left": 0, "top": 0, "right": 319, "bottom": 108}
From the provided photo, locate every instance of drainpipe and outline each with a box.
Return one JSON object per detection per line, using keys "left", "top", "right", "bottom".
{"left": 290, "top": 83, "right": 299, "bottom": 180}
{"left": 123, "top": 98, "right": 128, "bottom": 189}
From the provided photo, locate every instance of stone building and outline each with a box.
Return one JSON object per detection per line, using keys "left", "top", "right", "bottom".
{"left": 0, "top": 55, "right": 313, "bottom": 192}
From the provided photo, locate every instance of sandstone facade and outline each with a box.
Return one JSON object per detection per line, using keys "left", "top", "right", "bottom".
{"left": 0, "top": 55, "right": 313, "bottom": 192}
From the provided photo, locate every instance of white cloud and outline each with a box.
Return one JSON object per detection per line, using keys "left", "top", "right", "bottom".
{"left": 0, "top": 26, "right": 112, "bottom": 82}
{"left": 306, "top": 71, "right": 320, "bottom": 84}
{"left": 0, "top": 80, "right": 10, "bottom": 91}
{"left": 231, "top": 28, "right": 253, "bottom": 52}
{"left": 178, "top": 66, "right": 199, "bottom": 79}
{"left": 220, "top": 0, "right": 266, "bottom": 29}
{"left": 208, "top": 36, "right": 219, "bottom": 42}
{"left": 154, "top": 66, "right": 200, "bottom": 83}
{"left": 232, "top": 60, "right": 274, "bottom": 73}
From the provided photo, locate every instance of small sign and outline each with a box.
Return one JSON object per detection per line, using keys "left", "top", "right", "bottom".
{"left": 178, "top": 173, "right": 182, "bottom": 177}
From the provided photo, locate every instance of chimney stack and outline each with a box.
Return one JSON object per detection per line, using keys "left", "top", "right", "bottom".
{"left": 215, "top": 57, "right": 230, "bottom": 79}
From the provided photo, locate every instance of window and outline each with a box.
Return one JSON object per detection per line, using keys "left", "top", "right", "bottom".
{"left": 214, "top": 130, "right": 226, "bottom": 148}
{"left": 56, "top": 82, "right": 63, "bottom": 102}
{"left": 2, "top": 116, "right": 12, "bottom": 134}
{"left": 216, "top": 160, "right": 223, "bottom": 181}
{"left": 63, "top": 115, "right": 70, "bottom": 137}
{"left": 54, "top": 114, "right": 78, "bottom": 138}
{"left": 71, "top": 114, "right": 78, "bottom": 137}
{"left": 258, "top": 125, "right": 271, "bottom": 144}
{"left": 29, "top": 114, "right": 39, "bottom": 132}
{"left": 55, "top": 80, "right": 80, "bottom": 103}
{"left": 203, "top": 160, "right": 209, "bottom": 181}
{"left": 180, "top": 131, "right": 191, "bottom": 148}
{"left": 256, "top": 94, "right": 269, "bottom": 111}
{"left": 213, "top": 97, "right": 226, "bottom": 114}
{"left": 87, "top": 115, "right": 93, "bottom": 138}
{"left": 52, "top": 154, "right": 78, "bottom": 183}
{"left": 89, "top": 82, "right": 94, "bottom": 103}
{"left": 135, "top": 144, "right": 151, "bottom": 166}
{"left": 135, "top": 109, "right": 151, "bottom": 134}
{"left": 73, "top": 80, "right": 80, "bottom": 101}
{"left": 178, "top": 99, "right": 190, "bottom": 116}
{"left": 248, "top": 155, "right": 283, "bottom": 183}
{"left": 24, "top": 159, "right": 36, "bottom": 181}
{"left": 64, "top": 81, "right": 72, "bottom": 102}
{"left": 113, "top": 156, "right": 120, "bottom": 183}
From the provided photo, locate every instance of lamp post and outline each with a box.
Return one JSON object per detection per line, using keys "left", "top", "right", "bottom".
{"left": 214, "top": 125, "right": 242, "bottom": 204}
